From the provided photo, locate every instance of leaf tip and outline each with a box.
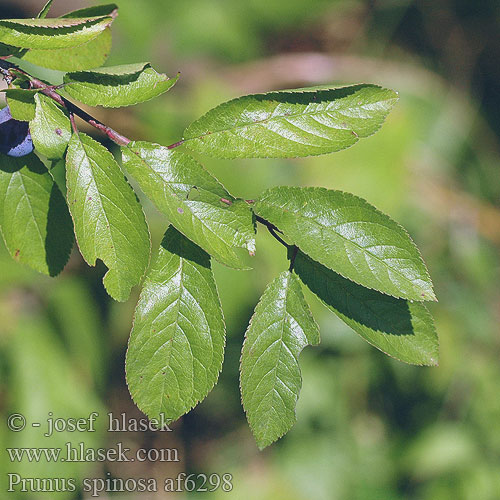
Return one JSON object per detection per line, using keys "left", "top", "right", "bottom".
{"left": 421, "top": 289, "right": 438, "bottom": 302}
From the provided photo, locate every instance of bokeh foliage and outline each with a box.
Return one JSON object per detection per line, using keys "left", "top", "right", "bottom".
{"left": 1, "top": 0, "right": 499, "bottom": 498}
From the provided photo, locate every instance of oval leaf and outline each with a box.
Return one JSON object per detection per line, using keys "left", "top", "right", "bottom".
{"left": 293, "top": 250, "right": 438, "bottom": 366}
{"left": 0, "top": 153, "right": 73, "bottom": 276}
{"left": 183, "top": 84, "right": 398, "bottom": 159}
{"left": 63, "top": 63, "right": 179, "bottom": 107}
{"left": 0, "top": 17, "right": 113, "bottom": 50}
{"left": 66, "top": 132, "right": 150, "bottom": 301}
{"left": 20, "top": 3, "right": 116, "bottom": 70}
{"left": 240, "top": 271, "right": 319, "bottom": 449}
{"left": 126, "top": 226, "right": 225, "bottom": 423}
{"left": 254, "top": 186, "right": 435, "bottom": 301}
{"left": 22, "top": 28, "right": 112, "bottom": 72}
{"left": 8, "top": 0, "right": 55, "bottom": 60}
{"left": 30, "top": 94, "right": 71, "bottom": 159}
{"left": 121, "top": 142, "right": 255, "bottom": 269}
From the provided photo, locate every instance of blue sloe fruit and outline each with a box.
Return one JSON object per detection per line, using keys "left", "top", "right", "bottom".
{"left": 0, "top": 106, "right": 34, "bottom": 157}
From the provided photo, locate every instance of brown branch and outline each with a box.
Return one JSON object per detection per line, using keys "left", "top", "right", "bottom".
{"left": 69, "top": 112, "right": 78, "bottom": 134}
{"left": 1, "top": 59, "right": 132, "bottom": 146}
{"left": 167, "top": 139, "right": 185, "bottom": 149}
{"left": 30, "top": 77, "right": 131, "bottom": 146}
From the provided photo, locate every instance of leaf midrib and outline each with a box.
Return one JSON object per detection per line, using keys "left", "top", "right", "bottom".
{"left": 76, "top": 137, "right": 119, "bottom": 270}
{"left": 159, "top": 257, "right": 186, "bottom": 414}
{"left": 16, "top": 171, "right": 45, "bottom": 252}
{"left": 248, "top": 275, "right": 294, "bottom": 439}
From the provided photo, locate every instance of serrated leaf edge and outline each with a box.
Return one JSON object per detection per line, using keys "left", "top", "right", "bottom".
{"left": 123, "top": 143, "right": 252, "bottom": 270}
{"left": 239, "top": 271, "right": 320, "bottom": 449}
{"left": 184, "top": 84, "right": 399, "bottom": 159}
{"left": 125, "top": 237, "right": 226, "bottom": 424}
{"left": 255, "top": 186, "right": 437, "bottom": 302}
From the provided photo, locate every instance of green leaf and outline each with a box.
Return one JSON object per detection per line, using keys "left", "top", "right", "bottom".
{"left": 37, "top": 0, "right": 55, "bottom": 19}
{"left": 22, "top": 28, "right": 112, "bottom": 72}
{"left": 66, "top": 132, "right": 150, "bottom": 301}
{"left": 254, "top": 186, "right": 435, "bottom": 301}
{"left": 49, "top": 158, "right": 66, "bottom": 196}
{"left": 10, "top": 0, "right": 55, "bottom": 59}
{"left": 126, "top": 226, "right": 225, "bottom": 423}
{"left": 240, "top": 271, "right": 319, "bottom": 449}
{"left": 29, "top": 94, "right": 71, "bottom": 159}
{"left": 20, "top": 3, "right": 117, "bottom": 71}
{"left": 293, "top": 250, "right": 439, "bottom": 366}
{"left": 61, "top": 4, "right": 118, "bottom": 19}
{"left": 63, "top": 63, "right": 179, "bottom": 108}
{"left": 0, "top": 153, "right": 73, "bottom": 276}
{"left": 12, "top": 0, "right": 56, "bottom": 58}
{"left": 0, "top": 17, "right": 113, "bottom": 50}
{"left": 121, "top": 142, "right": 255, "bottom": 269}
{"left": 183, "top": 84, "right": 398, "bottom": 159}
{"left": 4, "top": 89, "right": 37, "bottom": 121}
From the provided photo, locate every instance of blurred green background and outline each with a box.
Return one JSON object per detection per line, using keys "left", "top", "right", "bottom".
{"left": 1, "top": 0, "right": 499, "bottom": 498}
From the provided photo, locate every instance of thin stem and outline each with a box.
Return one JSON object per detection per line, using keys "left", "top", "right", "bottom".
{"left": 69, "top": 112, "right": 78, "bottom": 134}
{"left": 255, "top": 214, "right": 290, "bottom": 248}
{"left": 167, "top": 139, "right": 185, "bottom": 149}
{"left": 33, "top": 78, "right": 131, "bottom": 146}
{"left": 1, "top": 59, "right": 132, "bottom": 146}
